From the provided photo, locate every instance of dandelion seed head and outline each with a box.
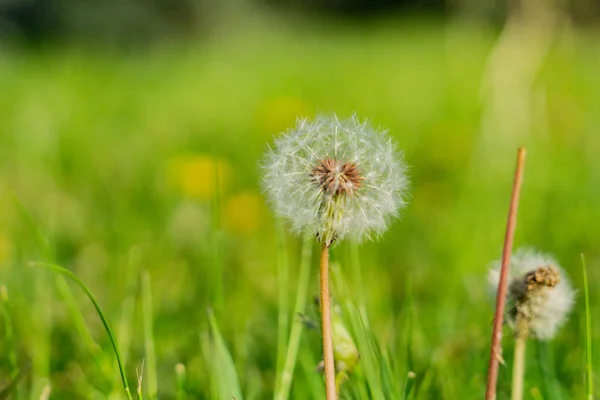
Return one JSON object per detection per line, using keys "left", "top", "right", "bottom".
{"left": 488, "top": 248, "right": 575, "bottom": 340}
{"left": 261, "top": 114, "right": 409, "bottom": 243}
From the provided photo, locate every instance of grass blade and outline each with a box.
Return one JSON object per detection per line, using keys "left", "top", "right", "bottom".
{"left": 275, "top": 239, "right": 313, "bottom": 400}
{"left": 136, "top": 361, "right": 145, "bottom": 400}
{"left": 141, "top": 270, "right": 158, "bottom": 399}
{"left": 536, "top": 340, "right": 564, "bottom": 400}
{"left": 274, "top": 224, "right": 290, "bottom": 397}
{"left": 175, "top": 363, "right": 187, "bottom": 400}
{"left": 0, "top": 286, "right": 20, "bottom": 399}
{"left": 54, "top": 275, "right": 114, "bottom": 387}
{"left": 32, "top": 262, "right": 133, "bottom": 400}
{"left": 581, "top": 254, "right": 594, "bottom": 400}
{"left": 330, "top": 261, "right": 387, "bottom": 400}
{"left": 211, "top": 162, "right": 224, "bottom": 314}
{"left": 206, "top": 309, "right": 244, "bottom": 400}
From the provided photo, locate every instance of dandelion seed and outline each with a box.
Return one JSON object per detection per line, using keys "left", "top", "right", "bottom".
{"left": 488, "top": 248, "right": 575, "bottom": 340}
{"left": 261, "top": 114, "right": 409, "bottom": 245}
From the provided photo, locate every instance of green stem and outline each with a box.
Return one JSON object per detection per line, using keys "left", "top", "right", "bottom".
{"left": 32, "top": 262, "right": 133, "bottom": 400}
{"left": 175, "top": 363, "right": 187, "bottom": 400}
{"left": 211, "top": 162, "right": 223, "bottom": 314}
{"left": 275, "top": 239, "right": 313, "bottom": 400}
{"left": 142, "top": 271, "right": 158, "bottom": 399}
{"left": 511, "top": 321, "right": 528, "bottom": 400}
{"left": 274, "top": 224, "right": 290, "bottom": 397}
{"left": 581, "top": 254, "right": 594, "bottom": 400}
{"left": 0, "top": 286, "right": 19, "bottom": 399}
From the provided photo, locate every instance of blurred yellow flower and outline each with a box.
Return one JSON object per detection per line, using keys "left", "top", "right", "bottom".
{"left": 168, "top": 155, "right": 232, "bottom": 200}
{"left": 260, "top": 97, "right": 311, "bottom": 135}
{"left": 222, "top": 192, "right": 265, "bottom": 235}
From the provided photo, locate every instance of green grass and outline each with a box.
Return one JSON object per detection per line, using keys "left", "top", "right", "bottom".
{"left": 32, "top": 262, "right": 133, "bottom": 399}
{"left": 581, "top": 254, "right": 594, "bottom": 400}
{"left": 0, "top": 11, "right": 599, "bottom": 399}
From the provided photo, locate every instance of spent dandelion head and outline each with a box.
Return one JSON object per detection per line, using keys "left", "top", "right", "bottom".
{"left": 261, "top": 114, "right": 409, "bottom": 245}
{"left": 488, "top": 248, "right": 575, "bottom": 340}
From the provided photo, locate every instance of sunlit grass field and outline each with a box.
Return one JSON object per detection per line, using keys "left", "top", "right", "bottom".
{"left": 1, "top": 14, "right": 599, "bottom": 399}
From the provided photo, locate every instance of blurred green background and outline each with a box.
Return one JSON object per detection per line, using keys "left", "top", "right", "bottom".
{"left": 1, "top": 0, "right": 599, "bottom": 399}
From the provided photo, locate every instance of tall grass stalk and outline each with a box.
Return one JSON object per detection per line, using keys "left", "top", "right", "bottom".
{"left": 32, "top": 262, "right": 133, "bottom": 400}
{"left": 319, "top": 241, "right": 337, "bottom": 399}
{"left": 116, "top": 288, "right": 136, "bottom": 370}
{"left": 274, "top": 225, "right": 290, "bottom": 397}
{"left": 275, "top": 239, "right": 313, "bottom": 400}
{"left": 581, "top": 254, "right": 594, "bottom": 400}
{"left": 211, "top": 163, "right": 224, "bottom": 314}
{"left": 142, "top": 270, "right": 158, "bottom": 399}
{"left": 175, "top": 363, "right": 187, "bottom": 400}
{"left": 485, "top": 148, "right": 527, "bottom": 400}
{"left": 1, "top": 285, "right": 19, "bottom": 398}
{"left": 402, "top": 275, "right": 415, "bottom": 400}
{"left": 118, "top": 247, "right": 143, "bottom": 370}
{"left": 136, "top": 360, "right": 145, "bottom": 400}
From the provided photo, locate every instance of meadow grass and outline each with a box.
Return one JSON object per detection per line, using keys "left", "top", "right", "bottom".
{"left": 0, "top": 13, "right": 599, "bottom": 399}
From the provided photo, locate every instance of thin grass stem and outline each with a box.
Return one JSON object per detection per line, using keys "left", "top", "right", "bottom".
{"left": 319, "top": 241, "right": 336, "bottom": 400}
{"left": 175, "top": 363, "right": 187, "bottom": 400}
{"left": 211, "top": 162, "right": 223, "bottom": 314}
{"left": 485, "top": 148, "right": 527, "bottom": 400}
{"left": 136, "top": 360, "right": 145, "bottom": 400}
{"left": 32, "top": 262, "right": 133, "bottom": 400}
{"left": 581, "top": 254, "right": 594, "bottom": 400}
{"left": 1, "top": 285, "right": 19, "bottom": 399}
{"left": 274, "top": 224, "right": 290, "bottom": 397}
{"left": 275, "top": 239, "right": 313, "bottom": 400}
{"left": 142, "top": 270, "right": 158, "bottom": 399}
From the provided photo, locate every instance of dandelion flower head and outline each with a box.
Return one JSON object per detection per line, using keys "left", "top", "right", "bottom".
{"left": 488, "top": 248, "right": 575, "bottom": 340}
{"left": 262, "top": 114, "right": 409, "bottom": 244}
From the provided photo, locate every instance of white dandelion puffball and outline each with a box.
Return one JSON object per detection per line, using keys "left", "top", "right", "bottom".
{"left": 488, "top": 248, "right": 575, "bottom": 340}
{"left": 262, "top": 114, "right": 409, "bottom": 243}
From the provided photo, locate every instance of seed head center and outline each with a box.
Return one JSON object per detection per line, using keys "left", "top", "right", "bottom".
{"left": 310, "top": 157, "right": 364, "bottom": 196}
{"left": 525, "top": 266, "right": 560, "bottom": 292}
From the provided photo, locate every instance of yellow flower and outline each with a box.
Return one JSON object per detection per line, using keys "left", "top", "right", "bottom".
{"left": 168, "top": 155, "right": 232, "bottom": 200}
{"left": 222, "top": 192, "right": 265, "bottom": 235}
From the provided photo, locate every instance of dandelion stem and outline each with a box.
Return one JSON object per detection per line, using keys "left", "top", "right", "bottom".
{"left": 511, "top": 319, "right": 527, "bottom": 400}
{"left": 319, "top": 241, "right": 337, "bottom": 400}
{"left": 485, "top": 147, "right": 527, "bottom": 400}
